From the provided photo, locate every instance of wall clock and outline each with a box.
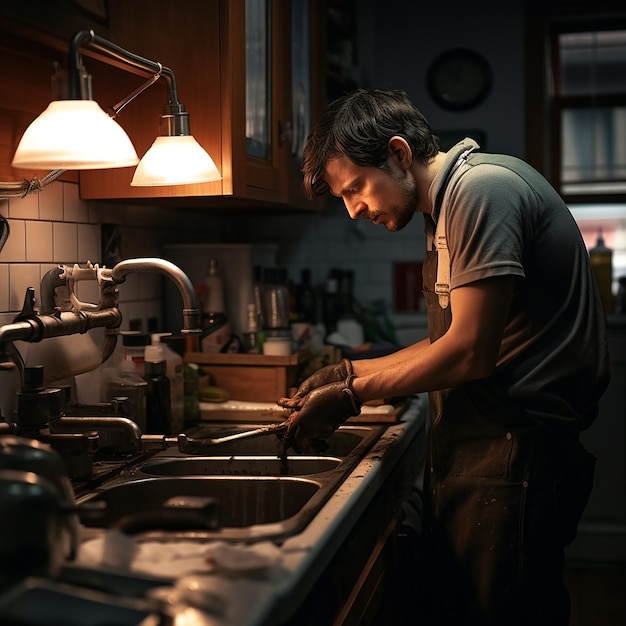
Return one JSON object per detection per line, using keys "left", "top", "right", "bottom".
{"left": 426, "top": 48, "right": 492, "bottom": 111}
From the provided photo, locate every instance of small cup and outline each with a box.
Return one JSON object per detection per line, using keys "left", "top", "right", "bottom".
{"left": 262, "top": 337, "right": 292, "bottom": 356}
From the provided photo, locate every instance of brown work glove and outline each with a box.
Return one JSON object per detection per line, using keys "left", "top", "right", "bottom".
{"left": 282, "top": 376, "right": 361, "bottom": 452}
{"left": 278, "top": 358, "right": 353, "bottom": 409}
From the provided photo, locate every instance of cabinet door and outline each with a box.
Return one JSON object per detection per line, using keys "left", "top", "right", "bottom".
{"left": 286, "top": 0, "right": 320, "bottom": 209}
{"left": 78, "top": 0, "right": 223, "bottom": 201}
{"left": 232, "top": 0, "right": 287, "bottom": 199}
{"left": 76, "top": 0, "right": 317, "bottom": 208}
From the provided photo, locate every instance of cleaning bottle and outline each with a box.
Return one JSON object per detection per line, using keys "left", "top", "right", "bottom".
{"left": 144, "top": 360, "right": 171, "bottom": 435}
{"left": 120, "top": 332, "right": 150, "bottom": 377}
{"left": 203, "top": 258, "right": 226, "bottom": 320}
{"left": 183, "top": 362, "right": 201, "bottom": 425}
{"left": 144, "top": 333, "right": 184, "bottom": 434}
{"left": 243, "top": 302, "right": 261, "bottom": 353}
{"left": 589, "top": 228, "right": 614, "bottom": 313}
{"left": 102, "top": 356, "right": 148, "bottom": 432}
{"left": 201, "top": 258, "right": 232, "bottom": 352}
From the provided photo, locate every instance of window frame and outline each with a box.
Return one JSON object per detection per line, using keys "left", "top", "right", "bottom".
{"left": 525, "top": 4, "right": 626, "bottom": 204}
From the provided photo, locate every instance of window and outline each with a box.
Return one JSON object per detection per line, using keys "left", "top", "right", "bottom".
{"left": 526, "top": 6, "right": 626, "bottom": 307}
{"left": 557, "top": 30, "right": 626, "bottom": 196}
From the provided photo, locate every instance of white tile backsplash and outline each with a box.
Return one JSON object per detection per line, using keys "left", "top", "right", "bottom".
{"left": 53, "top": 222, "right": 78, "bottom": 263}
{"left": 77, "top": 223, "right": 101, "bottom": 264}
{"left": 8, "top": 191, "right": 38, "bottom": 219}
{"left": 0, "top": 219, "right": 25, "bottom": 263}
{"left": 75, "top": 277, "right": 101, "bottom": 306}
{"left": 63, "top": 182, "right": 89, "bottom": 223}
{"left": 26, "top": 221, "right": 53, "bottom": 262}
{"left": 0, "top": 182, "right": 163, "bottom": 327}
{"left": 38, "top": 182, "right": 64, "bottom": 221}
{"left": 9, "top": 263, "right": 40, "bottom": 311}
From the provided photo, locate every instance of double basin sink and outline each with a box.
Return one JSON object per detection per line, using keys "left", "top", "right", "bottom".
{"left": 76, "top": 422, "right": 386, "bottom": 542}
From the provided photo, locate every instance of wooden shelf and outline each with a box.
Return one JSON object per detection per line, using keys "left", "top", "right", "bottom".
{"left": 184, "top": 350, "right": 312, "bottom": 403}
{"left": 183, "top": 350, "right": 311, "bottom": 367}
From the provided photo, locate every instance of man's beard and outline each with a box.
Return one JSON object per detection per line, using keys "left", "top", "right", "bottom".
{"left": 385, "top": 183, "right": 418, "bottom": 232}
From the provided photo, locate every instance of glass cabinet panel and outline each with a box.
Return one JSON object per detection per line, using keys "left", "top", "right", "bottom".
{"left": 245, "top": 0, "right": 272, "bottom": 160}
{"left": 290, "top": 0, "right": 311, "bottom": 174}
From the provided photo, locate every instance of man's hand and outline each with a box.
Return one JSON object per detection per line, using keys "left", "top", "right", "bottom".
{"left": 278, "top": 358, "right": 353, "bottom": 409}
{"left": 283, "top": 378, "right": 361, "bottom": 451}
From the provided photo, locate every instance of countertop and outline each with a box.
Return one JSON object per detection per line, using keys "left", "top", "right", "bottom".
{"left": 0, "top": 397, "right": 428, "bottom": 626}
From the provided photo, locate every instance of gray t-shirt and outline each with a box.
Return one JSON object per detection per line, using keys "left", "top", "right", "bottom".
{"left": 427, "top": 139, "right": 610, "bottom": 429}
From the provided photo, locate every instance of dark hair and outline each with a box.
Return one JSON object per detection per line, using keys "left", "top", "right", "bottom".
{"left": 302, "top": 88, "right": 439, "bottom": 198}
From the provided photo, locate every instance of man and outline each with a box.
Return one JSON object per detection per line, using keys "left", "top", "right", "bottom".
{"left": 279, "top": 88, "right": 610, "bottom": 625}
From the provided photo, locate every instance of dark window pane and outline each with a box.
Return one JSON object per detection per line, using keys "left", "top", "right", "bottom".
{"left": 559, "top": 30, "right": 626, "bottom": 96}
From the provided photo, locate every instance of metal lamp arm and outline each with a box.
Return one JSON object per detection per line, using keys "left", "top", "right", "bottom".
{"left": 68, "top": 29, "right": 181, "bottom": 109}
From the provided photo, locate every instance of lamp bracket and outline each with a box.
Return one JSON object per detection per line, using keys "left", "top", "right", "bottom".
{"left": 69, "top": 30, "right": 180, "bottom": 109}
{"left": 109, "top": 68, "right": 162, "bottom": 119}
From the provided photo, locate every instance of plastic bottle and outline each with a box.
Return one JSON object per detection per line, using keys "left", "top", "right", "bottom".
{"left": 183, "top": 362, "right": 201, "bottom": 425}
{"left": 201, "top": 258, "right": 232, "bottom": 352}
{"left": 145, "top": 333, "right": 184, "bottom": 434}
{"left": 120, "top": 332, "right": 150, "bottom": 377}
{"left": 243, "top": 302, "right": 261, "bottom": 353}
{"left": 201, "top": 312, "right": 232, "bottom": 353}
{"left": 589, "top": 229, "right": 614, "bottom": 313}
{"left": 203, "top": 258, "right": 226, "bottom": 317}
{"left": 102, "top": 357, "right": 148, "bottom": 432}
{"left": 262, "top": 267, "right": 290, "bottom": 333}
{"left": 252, "top": 265, "right": 266, "bottom": 330}
{"left": 144, "top": 360, "right": 171, "bottom": 435}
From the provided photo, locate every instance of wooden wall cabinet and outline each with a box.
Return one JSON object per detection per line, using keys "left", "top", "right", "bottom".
{"left": 76, "top": 0, "right": 320, "bottom": 210}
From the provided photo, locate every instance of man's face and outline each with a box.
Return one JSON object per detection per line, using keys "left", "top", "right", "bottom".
{"left": 324, "top": 154, "right": 418, "bottom": 232}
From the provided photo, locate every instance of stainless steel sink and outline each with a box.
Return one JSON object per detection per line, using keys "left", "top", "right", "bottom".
{"left": 76, "top": 423, "right": 386, "bottom": 541}
{"left": 163, "top": 424, "right": 375, "bottom": 457}
{"left": 139, "top": 456, "right": 342, "bottom": 476}
{"left": 79, "top": 475, "right": 320, "bottom": 534}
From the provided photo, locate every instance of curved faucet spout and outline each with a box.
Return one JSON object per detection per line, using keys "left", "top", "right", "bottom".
{"left": 106, "top": 257, "right": 202, "bottom": 334}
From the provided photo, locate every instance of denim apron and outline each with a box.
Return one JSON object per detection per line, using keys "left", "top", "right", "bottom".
{"left": 417, "top": 211, "right": 595, "bottom": 626}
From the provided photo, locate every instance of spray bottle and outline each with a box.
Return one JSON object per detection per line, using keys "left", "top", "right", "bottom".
{"left": 589, "top": 228, "right": 614, "bottom": 313}
{"left": 144, "top": 333, "right": 184, "bottom": 434}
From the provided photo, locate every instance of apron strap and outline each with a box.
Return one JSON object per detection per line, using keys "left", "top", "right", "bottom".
{"left": 434, "top": 147, "right": 476, "bottom": 309}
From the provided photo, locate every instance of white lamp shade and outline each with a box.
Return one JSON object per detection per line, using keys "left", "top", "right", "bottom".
{"left": 11, "top": 100, "right": 139, "bottom": 170}
{"left": 131, "top": 135, "right": 221, "bottom": 186}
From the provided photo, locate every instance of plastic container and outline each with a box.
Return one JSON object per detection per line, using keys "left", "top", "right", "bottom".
{"left": 262, "top": 337, "right": 292, "bottom": 356}
{"left": 144, "top": 360, "right": 171, "bottom": 435}
{"left": 243, "top": 303, "right": 261, "bottom": 353}
{"left": 262, "top": 267, "right": 290, "bottom": 331}
{"left": 120, "top": 332, "right": 150, "bottom": 377}
{"left": 201, "top": 312, "right": 232, "bottom": 353}
{"left": 589, "top": 229, "right": 614, "bottom": 313}
{"left": 203, "top": 258, "right": 226, "bottom": 315}
{"left": 183, "top": 362, "right": 201, "bottom": 425}
{"left": 145, "top": 333, "right": 184, "bottom": 434}
{"left": 102, "top": 358, "right": 148, "bottom": 432}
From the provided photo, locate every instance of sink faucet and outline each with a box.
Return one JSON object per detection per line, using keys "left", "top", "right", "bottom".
{"left": 0, "top": 257, "right": 202, "bottom": 378}
{"left": 0, "top": 257, "right": 203, "bottom": 475}
{"left": 103, "top": 257, "right": 202, "bottom": 335}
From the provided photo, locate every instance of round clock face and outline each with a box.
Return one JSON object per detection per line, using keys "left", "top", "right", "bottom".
{"left": 426, "top": 48, "right": 492, "bottom": 111}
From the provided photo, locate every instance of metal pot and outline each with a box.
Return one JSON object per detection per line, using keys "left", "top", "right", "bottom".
{"left": 0, "top": 436, "right": 79, "bottom": 587}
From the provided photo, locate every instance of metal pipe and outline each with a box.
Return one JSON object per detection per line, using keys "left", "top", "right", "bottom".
{"left": 69, "top": 30, "right": 180, "bottom": 108}
{"left": 106, "top": 257, "right": 202, "bottom": 334}
{"left": 39, "top": 267, "right": 67, "bottom": 314}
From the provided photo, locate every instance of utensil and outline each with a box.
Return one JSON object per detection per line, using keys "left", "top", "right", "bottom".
{"left": 176, "top": 420, "right": 289, "bottom": 452}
